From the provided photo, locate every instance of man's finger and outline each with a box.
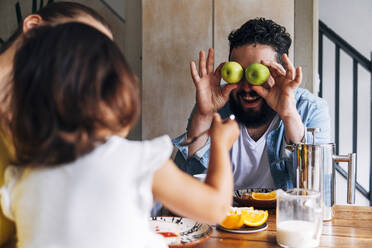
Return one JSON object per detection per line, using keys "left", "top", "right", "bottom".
{"left": 190, "top": 61, "right": 201, "bottom": 85}
{"left": 261, "top": 60, "right": 286, "bottom": 76}
{"left": 266, "top": 75, "right": 275, "bottom": 88}
{"left": 251, "top": 85, "right": 269, "bottom": 99}
{"left": 292, "top": 66, "right": 302, "bottom": 87}
{"left": 283, "top": 54, "right": 295, "bottom": 80}
{"left": 214, "top": 62, "right": 225, "bottom": 85}
{"left": 221, "top": 83, "right": 238, "bottom": 101}
{"left": 261, "top": 60, "right": 285, "bottom": 80}
{"left": 199, "top": 50, "right": 207, "bottom": 77}
{"left": 206, "top": 48, "right": 214, "bottom": 74}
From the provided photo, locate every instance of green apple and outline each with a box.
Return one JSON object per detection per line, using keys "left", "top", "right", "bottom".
{"left": 221, "top": 61, "right": 243, "bottom": 84}
{"left": 245, "top": 62, "right": 270, "bottom": 86}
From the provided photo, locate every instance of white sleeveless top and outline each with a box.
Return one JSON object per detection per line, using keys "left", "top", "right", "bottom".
{"left": 0, "top": 135, "right": 172, "bottom": 248}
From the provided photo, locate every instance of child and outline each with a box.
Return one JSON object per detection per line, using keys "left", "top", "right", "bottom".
{"left": 0, "top": 23, "right": 239, "bottom": 247}
{"left": 0, "top": 2, "right": 113, "bottom": 245}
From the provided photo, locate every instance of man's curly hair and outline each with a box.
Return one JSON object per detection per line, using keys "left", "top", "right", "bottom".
{"left": 228, "top": 18, "right": 291, "bottom": 66}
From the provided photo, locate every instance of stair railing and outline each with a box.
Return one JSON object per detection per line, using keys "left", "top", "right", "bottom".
{"left": 318, "top": 20, "right": 372, "bottom": 206}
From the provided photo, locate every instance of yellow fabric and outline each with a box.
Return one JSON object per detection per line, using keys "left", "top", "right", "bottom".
{"left": 0, "top": 128, "right": 15, "bottom": 245}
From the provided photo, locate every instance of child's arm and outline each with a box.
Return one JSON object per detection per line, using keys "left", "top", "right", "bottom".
{"left": 152, "top": 114, "right": 239, "bottom": 224}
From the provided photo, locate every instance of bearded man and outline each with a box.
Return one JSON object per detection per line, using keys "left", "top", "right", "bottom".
{"left": 172, "top": 18, "right": 331, "bottom": 190}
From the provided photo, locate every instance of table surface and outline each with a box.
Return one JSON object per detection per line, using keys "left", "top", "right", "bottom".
{"left": 2, "top": 205, "right": 371, "bottom": 248}
{"left": 196, "top": 205, "right": 372, "bottom": 248}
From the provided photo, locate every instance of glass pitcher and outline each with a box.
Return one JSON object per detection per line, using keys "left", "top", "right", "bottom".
{"left": 286, "top": 128, "right": 356, "bottom": 220}
{"left": 276, "top": 189, "right": 323, "bottom": 248}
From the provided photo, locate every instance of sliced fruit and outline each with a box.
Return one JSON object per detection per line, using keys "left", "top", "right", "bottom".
{"left": 220, "top": 213, "right": 245, "bottom": 229}
{"left": 243, "top": 210, "right": 269, "bottom": 227}
{"left": 220, "top": 207, "right": 254, "bottom": 229}
{"left": 228, "top": 207, "right": 254, "bottom": 215}
{"left": 251, "top": 191, "right": 277, "bottom": 201}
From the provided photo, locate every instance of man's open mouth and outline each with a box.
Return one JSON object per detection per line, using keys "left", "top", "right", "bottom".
{"left": 237, "top": 91, "right": 261, "bottom": 104}
{"left": 240, "top": 94, "right": 260, "bottom": 102}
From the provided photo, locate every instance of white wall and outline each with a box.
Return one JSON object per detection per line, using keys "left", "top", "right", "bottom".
{"left": 319, "top": 0, "right": 372, "bottom": 205}
{"left": 294, "top": 0, "right": 318, "bottom": 92}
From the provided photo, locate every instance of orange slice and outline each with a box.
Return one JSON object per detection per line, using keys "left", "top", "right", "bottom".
{"left": 220, "top": 207, "right": 253, "bottom": 229}
{"left": 228, "top": 207, "right": 254, "bottom": 214}
{"left": 251, "top": 191, "right": 276, "bottom": 201}
{"left": 243, "top": 210, "right": 268, "bottom": 227}
{"left": 220, "top": 213, "right": 245, "bottom": 229}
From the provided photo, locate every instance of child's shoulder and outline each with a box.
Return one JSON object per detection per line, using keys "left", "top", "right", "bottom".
{"left": 103, "top": 135, "right": 173, "bottom": 160}
{"left": 107, "top": 135, "right": 172, "bottom": 149}
{"left": 102, "top": 135, "right": 173, "bottom": 175}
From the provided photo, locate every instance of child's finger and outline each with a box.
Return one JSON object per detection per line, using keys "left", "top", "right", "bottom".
{"left": 224, "top": 115, "right": 240, "bottom": 138}
{"left": 213, "top": 113, "right": 222, "bottom": 123}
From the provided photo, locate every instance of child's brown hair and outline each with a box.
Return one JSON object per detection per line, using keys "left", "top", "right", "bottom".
{"left": 11, "top": 22, "right": 139, "bottom": 166}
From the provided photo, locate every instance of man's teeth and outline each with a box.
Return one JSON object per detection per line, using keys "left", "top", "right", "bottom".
{"left": 241, "top": 95, "right": 259, "bottom": 101}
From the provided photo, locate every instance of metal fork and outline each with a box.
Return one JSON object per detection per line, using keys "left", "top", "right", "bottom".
{"left": 178, "top": 114, "right": 235, "bottom": 146}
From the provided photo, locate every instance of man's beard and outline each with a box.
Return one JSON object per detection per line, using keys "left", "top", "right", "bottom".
{"left": 228, "top": 91, "right": 276, "bottom": 128}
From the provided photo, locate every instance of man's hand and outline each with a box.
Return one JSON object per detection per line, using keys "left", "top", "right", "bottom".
{"left": 190, "top": 48, "right": 238, "bottom": 117}
{"left": 253, "top": 54, "right": 304, "bottom": 144}
{"left": 252, "top": 54, "right": 301, "bottom": 118}
{"left": 187, "top": 48, "right": 238, "bottom": 157}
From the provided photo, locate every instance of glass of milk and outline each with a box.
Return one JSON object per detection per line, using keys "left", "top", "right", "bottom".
{"left": 276, "top": 189, "right": 323, "bottom": 248}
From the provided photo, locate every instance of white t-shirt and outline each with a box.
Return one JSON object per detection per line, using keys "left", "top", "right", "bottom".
{"left": 231, "top": 115, "right": 280, "bottom": 190}
{"left": 0, "top": 135, "right": 172, "bottom": 248}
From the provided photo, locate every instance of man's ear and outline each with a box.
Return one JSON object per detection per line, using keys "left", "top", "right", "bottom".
{"left": 23, "top": 14, "right": 44, "bottom": 33}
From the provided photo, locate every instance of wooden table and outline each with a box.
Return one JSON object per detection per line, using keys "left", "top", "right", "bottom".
{"left": 2, "top": 205, "right": 371, "bottom": 247}
{"left": 196, "top": 205, "right": 372, "bottom": 247}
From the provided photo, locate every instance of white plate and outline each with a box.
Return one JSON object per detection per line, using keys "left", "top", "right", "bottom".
{"left": 150, "top": 217, "right": 212, "bottom": 247}
{"left": 217, "top": 222, "right": 268, "bottom": 233}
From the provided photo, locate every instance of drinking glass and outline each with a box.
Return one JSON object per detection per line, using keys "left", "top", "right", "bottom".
{"left": 276, "top": 189, "right": 323, "bottom": 248}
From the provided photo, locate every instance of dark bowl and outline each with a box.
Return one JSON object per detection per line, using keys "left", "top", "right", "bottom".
{"left": 233, "top": 188, "right": 276, "bottom": 210}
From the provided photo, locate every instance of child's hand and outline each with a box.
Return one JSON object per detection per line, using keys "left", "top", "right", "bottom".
{"left": 209, "top": 113, "right": 240, "bottom": 150}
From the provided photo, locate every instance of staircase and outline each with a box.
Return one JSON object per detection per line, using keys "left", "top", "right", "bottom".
{"left": 318, "top": 20, "right": 372, "bottom": 206}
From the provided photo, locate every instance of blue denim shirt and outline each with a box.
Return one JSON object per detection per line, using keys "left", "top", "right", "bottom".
{"left": 172, "top": 87, "right": 331, "bottom": 190}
